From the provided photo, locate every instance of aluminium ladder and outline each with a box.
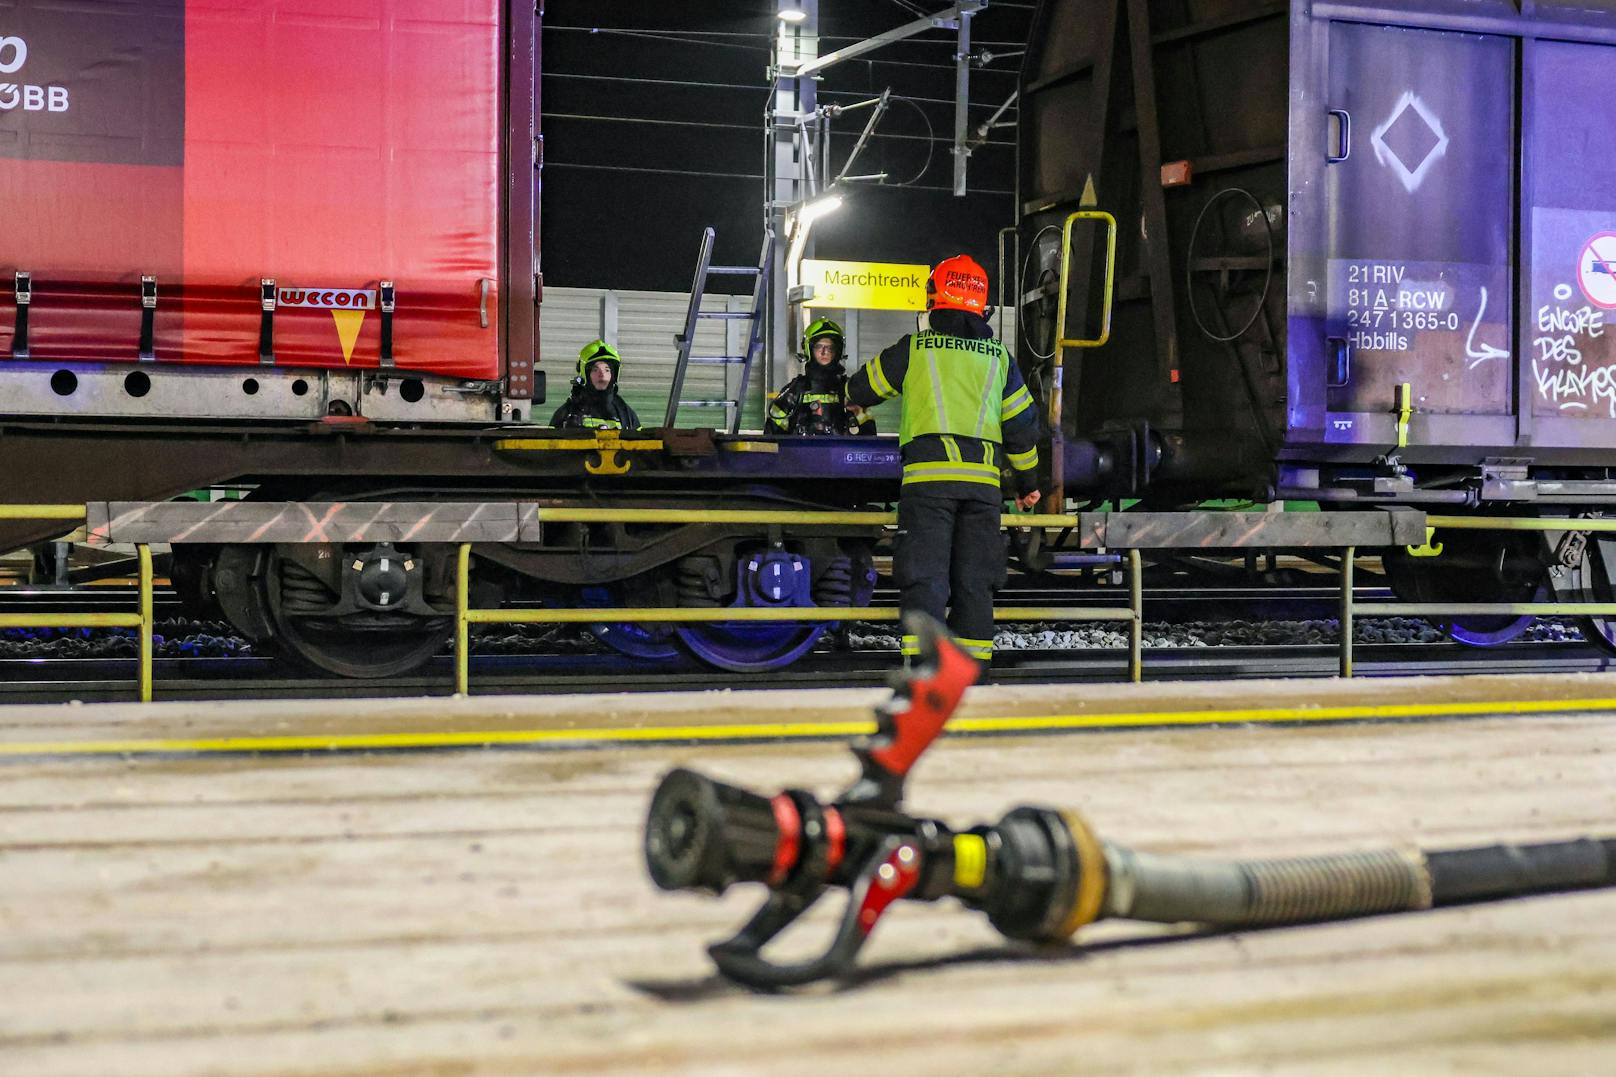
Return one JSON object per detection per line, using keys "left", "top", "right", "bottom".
{"left": 663, "top": 227, "right": 774, "bottom": 434}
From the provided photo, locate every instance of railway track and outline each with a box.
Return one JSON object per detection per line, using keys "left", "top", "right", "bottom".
{"left": 0, "top": 580, "right": 1385, "bottom": 629}
{"left": 3, "top": 640, "right": 1610, "bottom": 704}
{"left": 4, "top": 578, "right": 1605, "bottom": 703}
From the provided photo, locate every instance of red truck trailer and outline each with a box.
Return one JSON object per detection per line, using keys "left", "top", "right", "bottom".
{"left": 0, "top": 0, "right": 540, "bottom": 422}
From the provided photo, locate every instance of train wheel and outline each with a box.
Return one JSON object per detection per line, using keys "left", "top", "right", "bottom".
{"left": 673, "top": 549, "right": 827, "bottom": 673}
{"left": 580, "top": 583, "right": 682, "bottom": 661}
{"left": 1382, "top": 533, "right": 1541, "bottom": 647}
{"left": 169, "top": 545, "right": 224, "bottom": 622}
{"left": 1568, "top": 535, "right": 1616, "bottom": 656}
{"left": 263, "top": 548, "right": 451, "bottom": 679}
{"left": 671, "top": 546, "right": 875, "bottom": 673}
{"left": 676, "top": 621, "right": 825, "bottom": 673}
{"left": 270, "top": 611, "right": 448, "bottom": 678}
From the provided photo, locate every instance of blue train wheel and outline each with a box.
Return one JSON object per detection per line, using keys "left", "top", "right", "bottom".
{"left": 580, "top": 585, "right": 682, "bottom": 661}
{"left": 676, "top": 621, "right": 826, "bottom": 673}
{"left": 673, "top": 548, "right": 830, "bottom": 673}
{"left": 1446, "top": 611, "right": 1535, "bottom": 647}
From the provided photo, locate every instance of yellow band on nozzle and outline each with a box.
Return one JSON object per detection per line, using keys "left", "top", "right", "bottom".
{"left": 1053, "top": 809, "right": 1108, "bottom": 940}
{"left": 953, "top": 833, "right": 987, "bottom": 890}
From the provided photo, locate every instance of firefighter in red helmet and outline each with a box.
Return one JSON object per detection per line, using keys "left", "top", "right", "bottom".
{"left": 844, "top": 254, "right": 1042, "bottom": 668}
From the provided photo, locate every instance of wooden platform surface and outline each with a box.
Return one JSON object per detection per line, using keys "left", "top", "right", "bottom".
{"left": 1, "top": 675, "right": 1614, "bottom": 1073}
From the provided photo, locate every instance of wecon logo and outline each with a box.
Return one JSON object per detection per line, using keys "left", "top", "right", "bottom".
{"left": 0, "top": 36, "right": 26, "bottom": 74}
{"left": 0, "top": 34, "right": 70, "bottom": 113}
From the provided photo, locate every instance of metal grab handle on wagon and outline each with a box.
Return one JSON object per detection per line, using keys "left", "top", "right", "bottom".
{"left": 1327, "top": 336, "right": 1352, "bottom": 387}
{"left": 1327, "top": 109, "right": 1352, "bottom": 163}
{"left": 1053, "top": 209, "right": 1118, "bottom": 360}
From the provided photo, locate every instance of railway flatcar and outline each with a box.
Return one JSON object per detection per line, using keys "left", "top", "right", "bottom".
{"left": 1018, "top": 0, "right": 1616, "bottom": 649}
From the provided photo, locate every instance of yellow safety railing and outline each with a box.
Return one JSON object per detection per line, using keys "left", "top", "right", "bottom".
{"left": 1339, "top": 515, "right": 1616, "bottom": 677}
{"left": 454, "top": 531, "right": 1143, "bottom": 694}
{"left": 0, "top": 505, "right": 155, "bottom": 701}
{"left": 525, "top": 508, "right": 1087, "bottom": 528}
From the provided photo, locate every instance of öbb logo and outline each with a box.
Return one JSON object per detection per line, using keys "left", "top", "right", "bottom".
{"left": 0, "top": 35, "right": 70, "bottom": 113}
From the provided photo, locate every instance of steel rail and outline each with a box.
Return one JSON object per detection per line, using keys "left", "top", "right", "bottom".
{"left": 2, "top": 641, "right": 1607, "bottom": 706}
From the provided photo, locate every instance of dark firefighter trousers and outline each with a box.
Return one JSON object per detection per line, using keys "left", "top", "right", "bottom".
{"left": 893, "top": 491, "right": 1006, "bottom": 665}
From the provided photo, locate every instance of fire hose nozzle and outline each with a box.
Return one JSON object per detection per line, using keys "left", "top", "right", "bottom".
{"left": 643, "top": 612, "right": 1616, "bottom": 990}
{"left": 645, "top": 768, "right": 781, "bottom": 895}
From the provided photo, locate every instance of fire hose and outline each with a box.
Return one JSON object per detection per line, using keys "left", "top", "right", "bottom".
{"left": 644, "top": 614, "right": 1616, "bottom": 990}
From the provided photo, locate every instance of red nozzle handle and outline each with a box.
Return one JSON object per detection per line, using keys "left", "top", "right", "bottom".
{"left": 848, "top": 613, "right": 980, "bottom": 805}
{"left": 708, "top": 835, "right": 923, "bottom": 990}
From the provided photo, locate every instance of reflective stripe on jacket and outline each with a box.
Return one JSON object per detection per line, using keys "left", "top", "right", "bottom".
{"left": 846, "top": 321, "right": 1043, "bottom": 497}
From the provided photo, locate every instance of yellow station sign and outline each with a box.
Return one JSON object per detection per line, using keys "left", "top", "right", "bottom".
{"left": 800, "top": 259, "right": 928, "bottom": 311}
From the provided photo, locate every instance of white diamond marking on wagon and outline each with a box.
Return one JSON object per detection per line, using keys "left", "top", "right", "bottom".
{"left": 1370, "top": 91, "right": 1449, "bottom": 193}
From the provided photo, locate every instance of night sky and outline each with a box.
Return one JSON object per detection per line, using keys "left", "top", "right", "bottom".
{"left": 541, "top": 1, "right": 1036, "bottom": 295}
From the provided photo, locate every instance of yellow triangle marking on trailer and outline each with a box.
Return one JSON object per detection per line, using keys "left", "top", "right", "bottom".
{"left": 1080, "top": 173, "right": 1098, "bottom": 207}
{"left": 332, "top": 310, "right": 366, "bottom": 365}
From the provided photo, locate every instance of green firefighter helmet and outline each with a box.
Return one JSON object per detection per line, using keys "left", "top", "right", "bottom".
{"left": 800, "top": 317, "right": 845, "bottom": 363}
{"left": 576, "top": 339, "right": 623, "bottom": 384}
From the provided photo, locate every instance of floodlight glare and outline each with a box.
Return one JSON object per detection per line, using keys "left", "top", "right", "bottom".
{"left": 796, "top": 193, "right": 843, "bottom": 230}
{"left": 777, "top": 5, "right": 808, "bottom": 22}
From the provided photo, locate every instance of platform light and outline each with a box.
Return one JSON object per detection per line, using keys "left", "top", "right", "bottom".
{"left": 785, "top": 188, "right": 846, "bottom": 266}
{"left": 777, "top": 4, "right": 808, "bottom": 22}
{"left": 799, "top": 192, "right": 844, "bottom": 226}
{"left": 793, "top": 192, "right": 843, "bottom": 233}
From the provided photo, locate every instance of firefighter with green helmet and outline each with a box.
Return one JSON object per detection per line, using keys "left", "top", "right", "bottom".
{"left": 551, "top": 339, "right": 642, "bottom": 430}
{"left": 766, "top": 317, "right": 876, "bottom": 436}
{"left": 844, "top": 254, "right": 1042, "bottom": 669}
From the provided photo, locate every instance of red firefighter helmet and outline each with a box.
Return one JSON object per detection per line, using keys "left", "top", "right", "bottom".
{"left": 927, "top": 254, "right": 989, "bottom": 315}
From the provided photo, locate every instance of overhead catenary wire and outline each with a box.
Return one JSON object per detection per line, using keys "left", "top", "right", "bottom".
{"left": 544, "top": 159, "right": 1011, "bottom": 196}
{"left": 548, "top": 26, "right": 768, "bottom": 51}
{"left": 548, "top": 24, "right": 1030, "bottom": 49}
{"left": 886, "top": 94, "right": 936, "bottom": 186}
{"left": 546, "top": 70, "right": 1020, "bottom": 112}
{"left": 844, "top": 54, "right": 1021, "bottom": 73}
{"left": 543, "top": 109, "right": 1013, "bottom": 149}
{"left": 545, "top": 161, "right": 765, "bottom": 181}
{"left": 547, "top": 27, "right": 1022, "bottom": 72}
{"left": 544, "top": 13, "right": 1023, "bottom": 198}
